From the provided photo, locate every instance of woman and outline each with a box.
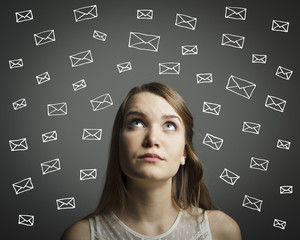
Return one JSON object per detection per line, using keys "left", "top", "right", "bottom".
{"left": 61, "top": 82, "right": 242, "bottom": 240}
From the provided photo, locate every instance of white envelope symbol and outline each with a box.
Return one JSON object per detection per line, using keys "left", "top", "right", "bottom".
{"left": 73, "top": 5, "right": 98, "bottom": 22}
{"left": 12, "top": 177, "right": 34, "bottom": 195}
{"left": 175, "top": 13, "right": 197, "bottom": 30}
{"left": 36, "top": 72, "right": 50, "bottom": 84}
{"left": 9, "top": 58, "right": 23, "bottom": 69}
{"left": 93, "top": 30, "right": 107, "bottom": 41}
{"left": 12, "top": 98, "right": 27, "bottom": 110}
{"left": 15, "top": 10, "right": 33, "bottom": 23}
{"left": 226, "top": 75, "right": 256, "bottom": 99}
{"left": 275, "top": 66, "right": 293, "bottom": 80}
{"left": 9, "top": 138, "right": 28, "bottom": 151}
{"left": 250, "top": 157, "right": 269, "bottom": 171}
{"left": 90, "top": 93, "right": 113, "bottom": 111}
{"left": 137, "top": 9, "right": 153, "bottom": 19}
{"left": 47, "top": 102, "right": 67, "bottom": 116}
{"left": 203, "top": 133, "right": 224, "bottom": 150}
{"left": 221, "top": 33, "right": 245, "bottom": 49}
{"left": 72, "top": 79, "right": 86, "bottom": 91}
{"left": 34, "top": 30, "right": 56, "bottom": 46}
{"left": 242, "top": 121, "right": 261, "bottom": 135}
{"left": 159, "top": 62, "right": 180, "bottom": 75}
{"left": 242, "top": 195, "right": 263, "bottom": 212}
{"left": 80, "top": 169, "right": 97, "bottom": 180}
{"left": 280, "top": 185, "right": 293, "bottom": 194}
{"left": 42, "top": 130, "right": 57, "bottom": 143}
{"left": 272, "top": 20, "right": 289, "bottom": 33}
{"left": 181, "top": 45, "right": 198, "bottom": 55}
{"left": 203, "top": 102, "right": 221, "bottom": 116}
{"left": 273, "top": 219, "right": 286, "bottom": 230}
{"left": 225, "top": 6, "right": 247, "bottom": 20}
{"left": 252, "top": 54, "right": 267, "bottom": 64}
{"left": 197, "top": 73, "right": 213, "bottom": 83}
{"left": 117, "top": 61, "right": 132, "bottom": 73}
{"left": 82, "top": 129, "right": 102, "bottom": 140}
{"left": 276, "top": 139, "right": 291, "bottom": 150}
{"left": 219, "top": 168, "right": 240, "bottom": 185}
{"left": 41, "top": 158, "right": 61, "bottom": 175}
{"left": 18, "top": 214, "right": 34, "bottom": 226}
{"left": 128, "top": 32, "right": 160, "bottom": 52}
{"left": 265, "top": 95, "right": 286, "bottom": 112}
{"left": 56, "top": 197, "right": 75, "bottom": 210}
{"left": 69, "top": 50, "right": 93, "bottom": 67}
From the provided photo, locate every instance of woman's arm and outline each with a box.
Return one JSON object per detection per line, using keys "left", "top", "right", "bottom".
{"left": 60, "top": 219, "right": 90, "bottom": 240}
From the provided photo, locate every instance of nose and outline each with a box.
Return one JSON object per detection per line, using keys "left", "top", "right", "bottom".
{"left": 142, "top": 125, "right": 160, "bottom": 148}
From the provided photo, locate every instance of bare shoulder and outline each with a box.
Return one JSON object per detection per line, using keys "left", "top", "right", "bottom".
{"left": 207, "top": 210, "right": 242, "bottom": 240}
{"left": 60, "top": 219, "right": 90, "bottom": 240}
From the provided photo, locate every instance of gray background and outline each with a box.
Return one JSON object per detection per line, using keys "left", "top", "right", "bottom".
{"left": 2, "top": 0, "right": 298, "bottom": 239}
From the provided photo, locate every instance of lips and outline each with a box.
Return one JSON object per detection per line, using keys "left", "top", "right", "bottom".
{"left": 138, "top": 153, "right": 163, "bottom": 162}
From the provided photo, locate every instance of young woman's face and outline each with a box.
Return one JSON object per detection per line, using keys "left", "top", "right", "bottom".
{"left": 119, "top": 92, "right": 186, "bottom": 183}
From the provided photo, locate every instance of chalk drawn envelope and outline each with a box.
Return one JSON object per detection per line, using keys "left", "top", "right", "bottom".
{"left": 41, "top": 158, "right": 61, "bottom": 175}
{"left": 36, "top": 72, "right": 50, "bottom": 84}
{"left": 72, "top": 79, "right": 86, "bottom": 91}
{"left": 242, "top": 121, "right": 261, "bottom": 134}
{"left": 42, "top": 130, "right": 57, "bottom": 143}
{"left": 273, "top": 219, "right": 286, "bottom": 230}
{"left": 175, "top": 13, "right": 197, "bottom": 30}
{"left": 15, "top": 10, "right": 33, "bottom": 23}
{"left": 280, "top": 186, "right": 293, "bottom": 194}
{"left": 18, "top": 215, "right": 34, "bottom": 226}
{"left": 9, "top": 59, "right": 23, "bottom": 69}
{"left": 93, "top": 30, "right": 107, "bottom": 41}
{"left": 128, "top": 32, "right": 160, "bottom": 52}
{"left": 225, "top": 6, "right": 247, "bottom": 20}
{"left": 80, "top": 169, "right": 97, "bottom": 180}
{"left": 221, "top": 33, "right": 245, "bottom": 49}
{"left": 137, "top": 9, "right": 153, "bottom": 19}
{"left": 226, "top": 75, "right": 256, "bottom": 99}
{"left": 275, "top": 66, "right": 293, "bottom": 80}
{"left": 117, "top": 61, "right": 132, "bottom": 73}
{"left": 203, "top": 133, "right": 223, "bottom": 150}
{"left": 34, "top": 30, "right": 56, "bottom": 46}
{"left": 12, "top": 98, "right": 27, "bottom": 110}
{"left": 159, "top": 62, "right": 180, "bottom": 74}
{"left": 82, "top": 129, "right": 102, "bottom": 140}
{"left": 47, "top": 102, "right": 67, "bottom": 116}
{"left": 73, "top": 5, "right": 98, "bottom": 22}
{"left": 197, "top": 73, "right": 213, "bottom": 83}
{"left": 56, "top": 197, "right": 75, "bottom": 210}
{"left": 276, "top": 139, "right": 291, "bottom": 150}
{"left": 203, "top": 102, "right": 221, "bottom": 116}
{"left": 272, "top": 20, "right": 289, "bottom": 33}
{"left": 265, "top": 95, "right": 286, "bottom": 112}
{"left": 242, "top": 195, "right": 263, "bottom": 212}
{"left": 9, "top": 138, "right": 28, "bottom": 151}
{"left": 12, "top": 177, "right": 34, "bottom": 195}
{"left": 70, "top": 50, "right": 93, "bottom": 67}
{"left": 250, "top": 157, "right": 269, "bottom": 171}
{"left": 219, "top": 168, "right": 240, "bottom": 185}
{"left": 90, "top": 93, "right": 113, "bottom": 111}
{"left": 181, "top": 45, "right": 198, "bottom": 55}
{"left": 252, "top": 54, "right": 267, "bottom": 64}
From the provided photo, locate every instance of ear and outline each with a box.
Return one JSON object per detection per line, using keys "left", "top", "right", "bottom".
{"left": 180, "top": 148, "right": 187, "bottom": 165}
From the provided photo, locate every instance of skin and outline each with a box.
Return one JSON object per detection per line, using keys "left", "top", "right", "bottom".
{"left": 61, "top": 92, "right": 242, "bottom": 240}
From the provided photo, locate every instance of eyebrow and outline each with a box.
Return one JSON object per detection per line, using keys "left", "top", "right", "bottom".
{"left": 125, "top": 111, "right": 182, "bottom": 123}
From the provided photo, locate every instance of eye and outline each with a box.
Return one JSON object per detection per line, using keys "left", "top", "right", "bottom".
{"left": 128, "top": 119, "right": 144, "bottom": 128}
{"left": 163, "top": 122, "right": 176, "bottom": 131}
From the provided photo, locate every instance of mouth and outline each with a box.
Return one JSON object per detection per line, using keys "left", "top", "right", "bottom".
{"left": 138, "top": 153, "right": 164, "bottom": 162}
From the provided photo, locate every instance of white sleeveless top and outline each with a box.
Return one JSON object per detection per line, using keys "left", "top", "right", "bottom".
{"left": 89, "top": 208, "right": 212, "bottom": 240}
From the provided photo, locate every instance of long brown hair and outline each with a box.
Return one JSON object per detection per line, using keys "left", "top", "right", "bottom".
{"left": 86, "top": 82, "right": 216, "bottom": 218}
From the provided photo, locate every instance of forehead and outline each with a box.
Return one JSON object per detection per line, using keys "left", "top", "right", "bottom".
{"left": 125, "top": 92, "right": 179, "bottom": 116}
